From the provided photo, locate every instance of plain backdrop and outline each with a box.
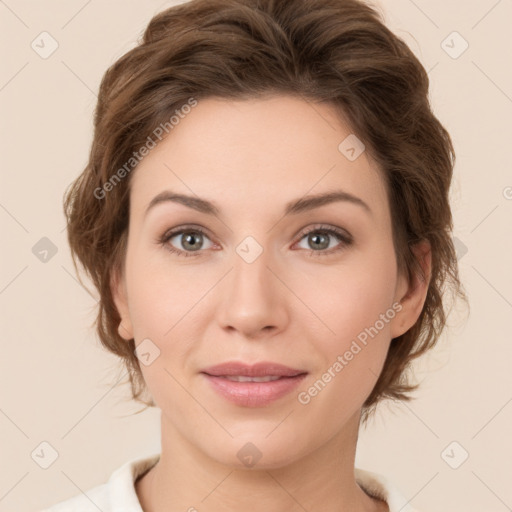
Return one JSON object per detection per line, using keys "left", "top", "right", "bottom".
{"left": 1, "top": 1, "right": 511, "bottom": 511}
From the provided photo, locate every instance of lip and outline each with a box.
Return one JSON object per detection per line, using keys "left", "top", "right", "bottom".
{"left": 201, "top": 361, "right": 308, "bottom": 407}
{"left": 202, "top": 361, "right": 306, "bottom": 377}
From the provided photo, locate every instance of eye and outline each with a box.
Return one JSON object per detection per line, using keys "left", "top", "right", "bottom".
{"left": 159, "top": 225, "right": 214, "bottom": 257}
{"left": 294, "top": 224, "right": 353, "bottom": 257}
{"left": 158, "top": 223, "right": 352, "bottom": 258}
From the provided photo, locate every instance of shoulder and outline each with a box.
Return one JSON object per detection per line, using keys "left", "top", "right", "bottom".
{"left": 355, "top": 467, "right": 423, "bottom": 512}
{"left": 39, "top": 453, "right": 161, "bottom": 512}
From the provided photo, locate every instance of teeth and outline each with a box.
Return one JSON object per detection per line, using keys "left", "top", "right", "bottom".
{"left": 223, "top": 375, "right": 282, "bottom": 382}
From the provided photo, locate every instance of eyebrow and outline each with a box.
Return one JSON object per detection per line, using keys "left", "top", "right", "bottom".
{"left": 144, "top": 189, "right": 372, "bottom": 218}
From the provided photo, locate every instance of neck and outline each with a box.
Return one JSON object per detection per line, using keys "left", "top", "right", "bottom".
{"left": 136, "top": 409, "right": 387, "bottom": 512}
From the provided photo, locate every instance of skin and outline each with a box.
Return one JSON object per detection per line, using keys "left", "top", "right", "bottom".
{"left": 111, "top": 95, "right": 431, "bottom": 512}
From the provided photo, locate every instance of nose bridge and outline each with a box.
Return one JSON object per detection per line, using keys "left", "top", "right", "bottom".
{"left": 231, "top": 241, "right": 277, "bottom": 308}
{"left": 217, "top": 237, "right": 287, "bottom": 336}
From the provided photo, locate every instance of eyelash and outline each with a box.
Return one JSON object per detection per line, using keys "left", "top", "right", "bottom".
{"left": 157, "top": 224, "right": 353, "bottom": 258}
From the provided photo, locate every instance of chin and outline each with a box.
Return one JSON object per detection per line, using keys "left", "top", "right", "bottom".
{"left": 196, "top": 428, "right": 306, "bottom": 470}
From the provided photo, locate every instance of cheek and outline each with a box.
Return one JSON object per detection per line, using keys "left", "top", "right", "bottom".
{"left": 295, "top": 261, "right": 397, "bottom": 419}
{"left": 127, "top": 267, "right": 199, "bottom": 408}
{"left": 303, "top": 242, "right": 397, "bottom": 329}
{"left": 125, "top": 241, "right": 207, "bottom": 337}
{"left": 123, "top": 249, "right": 205, "bottom": 400}
{"left": 295, "top": 243, "right": 398, "bottom": 376}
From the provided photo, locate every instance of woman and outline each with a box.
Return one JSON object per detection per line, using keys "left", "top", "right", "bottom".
{"left": 43, "top": 0, "right": 467, "bottom": 510}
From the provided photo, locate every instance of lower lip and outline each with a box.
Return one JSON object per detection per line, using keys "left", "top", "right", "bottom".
{"left": 202, "top": 373, "right": 307, "bottom": 407}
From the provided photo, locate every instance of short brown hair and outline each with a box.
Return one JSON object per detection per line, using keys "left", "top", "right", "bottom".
{"left": 63, "top": 0, "right": 468, "bottom": 422}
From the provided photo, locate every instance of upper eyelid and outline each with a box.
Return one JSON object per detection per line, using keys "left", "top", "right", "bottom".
{"left": 296, "top": 224, "right": 351, "bottom": 239}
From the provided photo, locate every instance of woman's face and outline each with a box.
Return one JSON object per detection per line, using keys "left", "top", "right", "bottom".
{"left": 112, "top": 95, "right": 429, "bottom": 468}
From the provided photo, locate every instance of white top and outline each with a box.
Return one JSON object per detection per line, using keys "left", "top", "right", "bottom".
{"left": 40, "top": 453, "right": 421, "bottom": 512}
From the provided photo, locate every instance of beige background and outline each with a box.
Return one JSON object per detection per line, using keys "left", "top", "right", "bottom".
{"left": 1, "top": 0, "right": 511, "bottom": 511}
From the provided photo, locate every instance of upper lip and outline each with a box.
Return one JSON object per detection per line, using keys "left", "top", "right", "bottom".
{"left": 201, "top": 361, "right": 307, "bottom": 377}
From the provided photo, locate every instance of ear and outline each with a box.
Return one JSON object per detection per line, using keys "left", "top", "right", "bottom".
{"left": 390, "top": 239, "right": 432, "bottom": 339}
{"left": 110, "top": 266, "right": 134, "bottom": 341}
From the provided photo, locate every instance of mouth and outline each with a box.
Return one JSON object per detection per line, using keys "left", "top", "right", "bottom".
{"left": 201, "top": 360, "right": 307, "bottom": 378}
{"left": 200, "top": 361, "right": 308, "bottom": 407}
{"left": 215, "top": 375, "right": 287, "bottom": 382}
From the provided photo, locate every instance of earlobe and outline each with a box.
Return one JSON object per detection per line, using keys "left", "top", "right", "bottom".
{"left": 390, "top": 240, "right": 432, "bottom": 339}
{"left": 118, "top": 322, "right": 133, "bottom": 340}
{"left": 110, "top": 267, "right": 134, "bottom": 341}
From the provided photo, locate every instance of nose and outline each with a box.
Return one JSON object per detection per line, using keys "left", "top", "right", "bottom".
{"left": 216, "top": 248, "right": 289, "bottom": 340}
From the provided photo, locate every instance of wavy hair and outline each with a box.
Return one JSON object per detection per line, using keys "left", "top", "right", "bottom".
{"left": 63, "top": 0, "right": 468, "bottom": 423}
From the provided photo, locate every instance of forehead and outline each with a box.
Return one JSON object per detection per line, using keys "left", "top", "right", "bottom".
{"left": 129, "top": 95, "right": 389, "bottom": 221}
